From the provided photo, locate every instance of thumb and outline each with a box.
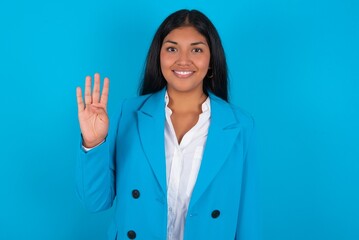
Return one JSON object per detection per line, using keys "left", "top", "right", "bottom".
{"left": 90, "top": 105, "right": 108, "bottom": 120}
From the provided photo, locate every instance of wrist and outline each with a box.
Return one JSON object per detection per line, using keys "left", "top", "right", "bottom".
{"left": 81, "top": 135, "right": 106, "bottom": 148}
{"left": 82, "top": 139, "right": 105, "bottom": 151}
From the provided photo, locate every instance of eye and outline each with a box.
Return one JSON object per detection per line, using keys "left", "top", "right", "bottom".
{"left": 166, "top": 47, "right": 177, "bottom": 52}
{"left": 192, "top": 48, "right": 203, "bottom": 53}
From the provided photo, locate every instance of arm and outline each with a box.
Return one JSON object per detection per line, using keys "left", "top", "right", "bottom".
{"left": 75, "top": 73, "right": 121, "bottom": 212}
{"left": 76, "top": 137, "right": 116, "bottom": 212}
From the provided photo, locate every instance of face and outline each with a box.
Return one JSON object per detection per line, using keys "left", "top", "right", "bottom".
{"left": 160, "top": 26, "right": 211, "bottom": 95}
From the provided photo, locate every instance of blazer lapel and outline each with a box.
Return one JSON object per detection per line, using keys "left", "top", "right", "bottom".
{"left": 137, "top": 88, "right": 167, "bottom": 195}
{"left": 189, "top": 93, "right": 241, "bottom": 207}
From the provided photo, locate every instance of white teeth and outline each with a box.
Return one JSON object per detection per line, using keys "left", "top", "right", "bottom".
{"left": 174, "top": 71, "right": 193, "bottom": 75}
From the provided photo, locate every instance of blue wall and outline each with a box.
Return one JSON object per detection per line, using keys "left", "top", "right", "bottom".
{"left": 1, "top": 0, "right": 358, "bottom": 239}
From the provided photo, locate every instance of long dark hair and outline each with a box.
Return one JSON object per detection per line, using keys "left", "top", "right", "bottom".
{"left": 139, "top": 9, "right": 229, "bottom": 101}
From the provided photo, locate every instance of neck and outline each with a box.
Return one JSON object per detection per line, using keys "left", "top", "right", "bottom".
{"left": 167, "top": 89, "right": 207, "bottom": 113}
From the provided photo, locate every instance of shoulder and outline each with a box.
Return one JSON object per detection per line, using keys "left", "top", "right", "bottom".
{"left": 230, "top": 104, "right": 255, "bottom": 130}
{"left": 123, "top": 94, "right": 152, "bottom": 110}
{"left": 110, "top": 93, "right": 152, "bottom": 112}
{"left": 209, "top": 93, "right": 255, "bottom": 130}
{"left": 111, "top": 89, "right": 165, "bottom": 116}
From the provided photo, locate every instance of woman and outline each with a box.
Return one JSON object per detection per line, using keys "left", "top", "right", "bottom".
{"left": 76, "top": 9, "right": 260, "bottom": 240}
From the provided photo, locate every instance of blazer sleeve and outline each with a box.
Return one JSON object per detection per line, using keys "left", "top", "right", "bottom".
{"left": 75, "top": 100, "right": 124, "bottom": 212}
{"left": 236, "top": 120, "right": 262, "bottom": 240}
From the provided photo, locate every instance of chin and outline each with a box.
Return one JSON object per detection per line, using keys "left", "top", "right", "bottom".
{"left": 167, "top": 84, "right": 203, "bottom": 94}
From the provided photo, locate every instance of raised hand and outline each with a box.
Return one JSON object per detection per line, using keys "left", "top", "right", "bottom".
{"left": 76, "top": 73, "right": 110, "bottom": 148}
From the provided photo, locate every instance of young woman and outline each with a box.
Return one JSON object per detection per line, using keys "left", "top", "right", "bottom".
{"left": 76, "top": 9, "right": 260, "bottom": 240}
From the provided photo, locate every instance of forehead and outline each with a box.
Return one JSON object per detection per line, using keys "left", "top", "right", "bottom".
{"left": 163, "top": 26, "right": 207, "bottom": 43}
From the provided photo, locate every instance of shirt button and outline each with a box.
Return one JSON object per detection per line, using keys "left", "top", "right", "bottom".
{"left": 127, "top": 230, "right": 136, "bottom": 239}
{"left": 211, "top": 210, "right": 221, "bottom": 219}
{"left": 132, "top": 189, "right": 140, "bottom": 199}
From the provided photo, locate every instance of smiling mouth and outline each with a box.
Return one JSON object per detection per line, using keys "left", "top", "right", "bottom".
{"left": 173, "top": 70, "right": 195, "bottom": 78}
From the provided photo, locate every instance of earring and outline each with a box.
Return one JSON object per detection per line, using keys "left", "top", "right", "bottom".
{"left": 207, "top": 68, "right": 213, "bottom": 78}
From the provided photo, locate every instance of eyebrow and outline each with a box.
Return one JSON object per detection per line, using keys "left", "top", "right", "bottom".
{"left": 163, "top": 40, "right": 208, "bottom": 46}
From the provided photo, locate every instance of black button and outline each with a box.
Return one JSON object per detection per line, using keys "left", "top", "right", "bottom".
{"left": 211, "top": 210, "right": 220, "bottom": 218}
{"left": 127, "top": 230, "right": 136, "bottom": 239}
{"left": 132, "top": 189, "right": 140, "bottom": 199}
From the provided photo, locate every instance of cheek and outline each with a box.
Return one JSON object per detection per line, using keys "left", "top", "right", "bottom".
{"left": 160, "top": 53, "right": 173, "bottom": 80}
{"left": 160, "top": 51, "right": 172, "bottom": 69}
{"left": 197, "top": 55, "right": 211, "bottom": 70}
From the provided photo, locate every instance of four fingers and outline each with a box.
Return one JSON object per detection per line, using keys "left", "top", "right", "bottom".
{"left": 77, "top": 73, "right": 110, "bottom": 112}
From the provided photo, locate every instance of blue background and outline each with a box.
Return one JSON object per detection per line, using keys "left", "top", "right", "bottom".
{"left": 1, "top": 0, "right": 358, "bottom": 239}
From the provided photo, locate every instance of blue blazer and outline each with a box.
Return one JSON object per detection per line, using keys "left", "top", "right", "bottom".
{"left": 76, "top": 88, "right": 260, "bottom": 240}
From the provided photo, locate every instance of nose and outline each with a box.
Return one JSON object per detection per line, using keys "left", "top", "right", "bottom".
{"left": 176, "top": 51, "right": 192, "bottom": 66}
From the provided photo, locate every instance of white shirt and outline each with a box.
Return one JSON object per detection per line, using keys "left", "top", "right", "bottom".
{"left": 164, "top": 93, "right": 211, "bottom": 240}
